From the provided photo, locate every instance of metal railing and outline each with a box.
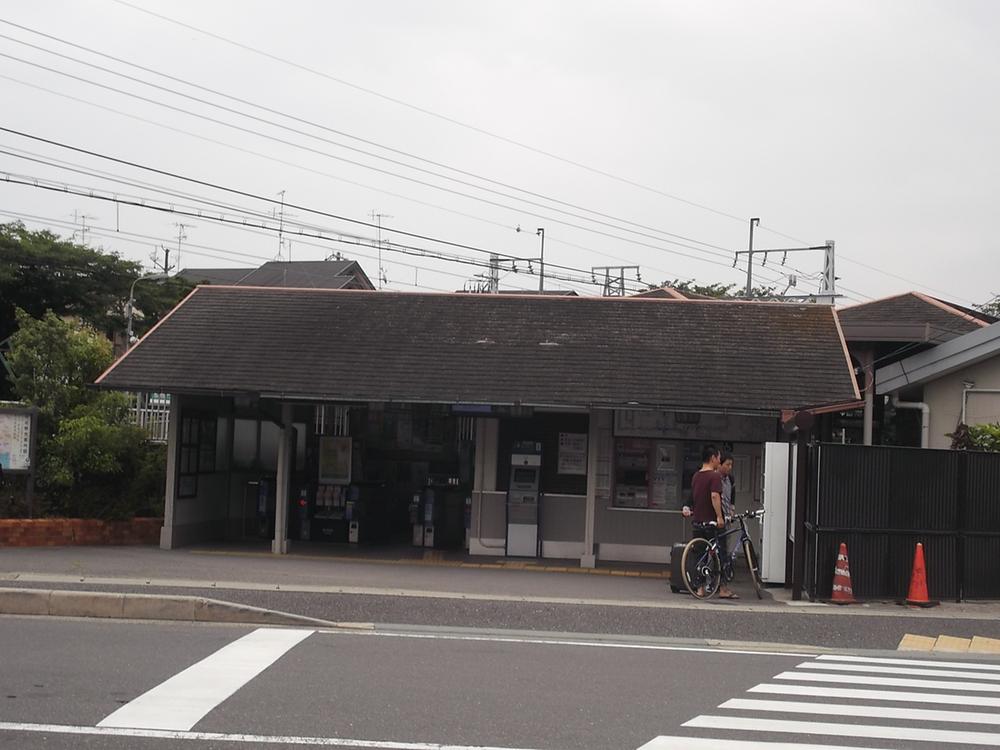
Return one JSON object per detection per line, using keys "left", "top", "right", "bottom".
{"left": 129, "top": 392, "right": 171, "bottom": 443}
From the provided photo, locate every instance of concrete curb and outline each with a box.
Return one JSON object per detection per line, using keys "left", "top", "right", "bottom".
{"left": 0, "top": 587, "right": 366, "bottom": 629}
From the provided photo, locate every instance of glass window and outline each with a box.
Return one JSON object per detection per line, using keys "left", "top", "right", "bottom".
{"left": 612, "top": 438, "right": 685, "bottom": 510}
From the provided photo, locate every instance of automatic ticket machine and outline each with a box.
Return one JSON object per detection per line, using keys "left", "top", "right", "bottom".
{"left": 506, "top": 441, "right": 542, "bottom": 557}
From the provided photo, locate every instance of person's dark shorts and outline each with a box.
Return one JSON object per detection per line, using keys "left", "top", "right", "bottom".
{"left": 693, "top": 524, "right": 728, "bottom": 560}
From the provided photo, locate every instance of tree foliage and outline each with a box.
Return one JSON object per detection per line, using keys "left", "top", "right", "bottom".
{"left": 659, "top": 279, "right": 777, "bottom": 299}
{"left": 7, "top": 309, "right": 164, "bottom": 518}
{"left": 977, "top": 295, "right": 1000, "bottom": 320}
{"left": 0, "top": 221, "right": 193, "bottom": 343}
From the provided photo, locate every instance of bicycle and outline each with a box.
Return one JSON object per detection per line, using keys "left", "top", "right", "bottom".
{"left": 680, "top": 508, "right": 765, "bottom": 600}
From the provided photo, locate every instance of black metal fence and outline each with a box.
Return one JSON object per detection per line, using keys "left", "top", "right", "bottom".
{"left": 803, "top": 443, "right": 1000, "bottom": 601}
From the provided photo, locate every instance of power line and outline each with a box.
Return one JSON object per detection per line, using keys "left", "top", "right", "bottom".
{"left": 0, "top": 22, "right": 738, "bottom": 257}
{"left": 74, "top": 5, "right": 970, "bottom": 302}
{"left": 0, "top": 127, "right": 667, "bottom": 288}
{"left": 0, "top": 69, "right": 731, "bottom": 284}
{"left": 0, "top": 132, "right": 681, "bottom": 284}
{"left": 105, "top": 0, "right": 791, "bottom": 234}
{"left": 0, "top": 49, "right": 743, "bottom": 276}
{"left": 0, "top": 174, "right": 644, "bottom": 293}
{"left": 0, "top": 208, "right": 583, "bottom": 296}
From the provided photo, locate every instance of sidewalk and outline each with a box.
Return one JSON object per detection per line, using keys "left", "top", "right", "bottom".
{"left": 2, "top": 543, "right": 999, "bottom": 620}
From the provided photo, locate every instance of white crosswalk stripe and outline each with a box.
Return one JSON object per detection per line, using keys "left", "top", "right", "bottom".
{"left": 639, "top": 653, "right": 1000, "bottom": 749}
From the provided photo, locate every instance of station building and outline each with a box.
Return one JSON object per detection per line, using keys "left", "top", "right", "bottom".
{"left": 95, "top": 286, "right": 859, "bottom": 568}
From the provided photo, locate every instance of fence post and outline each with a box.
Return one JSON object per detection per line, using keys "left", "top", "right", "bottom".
{"left": 791, "top": 432, "right": 811, "bottom": 601}
{"left": 956, "top": 450, "right": 967, "bottom": 602}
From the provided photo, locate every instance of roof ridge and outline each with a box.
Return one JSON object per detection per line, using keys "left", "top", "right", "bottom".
{"left": 911, "top": 291, "right": 990, "bottom": 327}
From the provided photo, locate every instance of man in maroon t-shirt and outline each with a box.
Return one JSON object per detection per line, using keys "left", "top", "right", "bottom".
{"left": 690, "top": 444, "right": 736, "bottom": 598}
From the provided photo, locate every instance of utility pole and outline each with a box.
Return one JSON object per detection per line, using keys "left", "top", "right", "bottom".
{"left": 735, "top": 237, "right": 838, "bottom": 303}
{"left": 745, "top": 217, "right": 760, "bottom": 297}
{"left": 369, "top": 210, "right": 393, "bottom": 290}
{"left": 536, "top": 227, "right": 545, "bottom": 292}
{"left": 172, "top": 223, "right": 194, "bottom": 272}
{"left": 591, "top": 265, "right": 640, "bottom": 297}
{"left": 150, "top": 245, "right": 176, "bottom": 275}
{"left": 276, "top": 190, "right": 287, "bottom": 261}
{"left": 70, "top": 210, "right": 96, "bottom": 245}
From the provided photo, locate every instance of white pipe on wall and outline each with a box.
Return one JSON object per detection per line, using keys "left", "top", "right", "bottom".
{"left": 892, "top": 395, "right": 930, "bottom": 449}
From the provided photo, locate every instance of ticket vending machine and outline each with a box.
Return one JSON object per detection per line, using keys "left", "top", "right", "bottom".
{"left": 506, "top": 441, "right": 542, "bottom": 557}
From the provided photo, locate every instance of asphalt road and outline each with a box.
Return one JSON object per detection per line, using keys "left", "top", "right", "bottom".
{"left": 4, "top": 578, "right": 1000, "bottom": 651}
{"left": 2, "top": 616, "right": 998, "bottom": 750}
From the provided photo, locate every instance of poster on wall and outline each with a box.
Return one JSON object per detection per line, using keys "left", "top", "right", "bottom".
{"left": 557, "top": 432, "right": 587, "bottom": 475}
{"left": 0, "top": 410, "right": 32, "bottom": 472}
{"left": 649, "top": 442, "right": 680, "bottom": 508}
{"left": 319, "top": 436, "right": 353, "bottom": 485}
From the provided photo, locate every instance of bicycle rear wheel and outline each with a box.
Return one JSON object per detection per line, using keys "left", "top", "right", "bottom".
{"left": 681, "top": 537, "right": 720, "bottom": 600}
{"left": 743, "top": 539, "right": 763, "bottom": 599}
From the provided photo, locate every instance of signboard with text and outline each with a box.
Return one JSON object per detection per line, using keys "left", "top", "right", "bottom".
{"left": 0, "top": 408, "right": 34, "bottom": 472}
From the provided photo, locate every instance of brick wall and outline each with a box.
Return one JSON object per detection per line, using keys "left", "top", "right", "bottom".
{"left": 0, "top": 518, "right": 162, "bottom": 547}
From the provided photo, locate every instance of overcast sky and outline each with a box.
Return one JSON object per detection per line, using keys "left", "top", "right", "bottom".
{"left": 1, "top": 0, "right": 997, "bottom": 307}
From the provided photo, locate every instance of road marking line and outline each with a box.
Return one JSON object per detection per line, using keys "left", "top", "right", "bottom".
{"left": 775, "top": 670, "right": 1000, "bottom": 692}
{"left": 636, "top": 737, "right": 898, "bottom": 750}
{"left": 795, "top": 660, "right": 1000, "bottom": 681}
{"left": 817, "top": 653, "right": 1000, "bottom": 671}
{"left": 721, "top": 698, "right": 1000, "bottom": 725}
{"left": 0, "top": 721, "right": 549, "bottom": 749}
{"left": 683, "top": 715, "right": 1000, "bottom": 746}
{"left": 319, "top": 629, "right": 812, "bottom": 658}
{"left": 749, "top": 683, "right": 1000, "bottom": 708}
{"left": 98, "top": 628, "right": 313, "bottom": 731}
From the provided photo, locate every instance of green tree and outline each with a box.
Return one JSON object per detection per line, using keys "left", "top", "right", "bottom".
{"left": 0, "top": 222, "right": 193, "bottom": 395}
{"left": 659, "top": 279, "right": 777, "bottom": 299}
{"left": 977, "top": 295, "right": 1000, "bottom": 319}
{"left": 7, "top": 309, "right": 164, "bottom": 518}
{"left": 0, "top": 222, "right": 139, "bottom": 341}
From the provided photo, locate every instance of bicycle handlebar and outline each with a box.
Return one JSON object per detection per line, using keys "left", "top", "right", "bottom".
{"left": 692, "top": 508, "right": 765, "bottom": 528}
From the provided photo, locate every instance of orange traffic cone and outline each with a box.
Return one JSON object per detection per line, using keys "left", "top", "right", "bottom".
{"left": 830, "top": 542, "right": 857, "bottom": 605}
{"left": 905, "top": 542, "right": 939, "bottom": 608}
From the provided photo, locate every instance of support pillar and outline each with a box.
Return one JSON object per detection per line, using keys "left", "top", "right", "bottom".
{"left": 159, "top": 394, "right": 181, "bottom": 550}
{"left": 580, "top": 409, "right": 599, "bottom": 568}
{"left": 860, "top": 348, "right": 874, "bottom": 445}
{"left": 272, "top": 403, "right": 293, "bottom": 555}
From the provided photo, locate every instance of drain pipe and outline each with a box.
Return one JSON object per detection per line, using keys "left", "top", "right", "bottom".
{"left": 892, "top": 395, "right": 930, "bottom": 448}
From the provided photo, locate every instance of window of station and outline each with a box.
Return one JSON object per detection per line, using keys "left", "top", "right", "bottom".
{"left": 178, "top": 413, "right": 217, "bottom": 498}
{"left": 612, "top": 438, "right": 753, "bottom": 511}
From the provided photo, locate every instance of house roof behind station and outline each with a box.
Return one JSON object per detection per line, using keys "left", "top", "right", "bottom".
{"left": 96, "top": 287, "right": 860, "bottom": 414}
{"left": 838, "top": 292, "right": 993, "bottom": 343}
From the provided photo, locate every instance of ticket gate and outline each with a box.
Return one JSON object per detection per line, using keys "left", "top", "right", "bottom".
{"left": 506, "top": 441, "right": 542, "bottom": 557}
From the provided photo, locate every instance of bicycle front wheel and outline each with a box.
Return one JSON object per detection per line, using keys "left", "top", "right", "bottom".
{"left": 743, "top": 539, "right": 763, "bottom": 599}
{"left": 681, "top": 537, "right": 721, "bottom": 600}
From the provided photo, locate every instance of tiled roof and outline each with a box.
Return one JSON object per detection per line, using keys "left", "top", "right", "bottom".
{"left": 176, "top": 261, "right": 374, "bottom": 290}
{"left": 236, "top": 261, "right": 361, "bottom": 289}
{"left": 96, "top": 287, "right": 859, "bottom": 413}
{"left": 176, "top": 267, "right": 252, "bottom": 285}
{"left": 838, "top": 292, "right": 989, "bottom": 343}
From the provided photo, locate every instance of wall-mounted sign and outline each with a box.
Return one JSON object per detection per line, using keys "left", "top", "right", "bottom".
{"left": 614, "top": 409, "right": 775, "bottom": 443}
{"left": 557, "top": 432, "right": 587, "bottom": 475}
{"left": 318, "top": 436, "right": 352, "bottom": 485}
